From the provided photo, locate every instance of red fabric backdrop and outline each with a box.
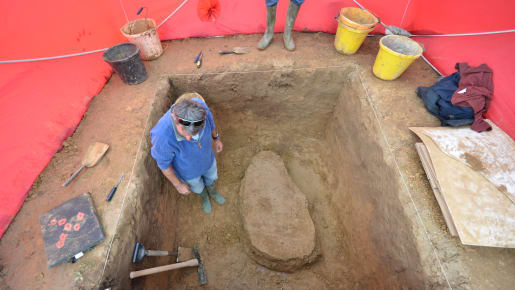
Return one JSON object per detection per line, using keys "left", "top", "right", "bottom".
{"left": 1, "top": 0, "right": 514, "bottom": 238}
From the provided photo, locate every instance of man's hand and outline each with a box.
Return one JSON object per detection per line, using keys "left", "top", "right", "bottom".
{"left": 173, "top": 182, "right": 191, "bottom": 195}
{"left": 214, "top": 139, "right": 223, "bottom": 153}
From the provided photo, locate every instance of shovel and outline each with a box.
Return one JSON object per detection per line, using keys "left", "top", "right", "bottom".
{"left": 131, "top": 242, "right": 177, "bottom": 263}
{"left": 218, "top": 47, "right": 249, "bottom": 55}
{"left": 63, "top": 142, "right": 109, "bottom": 186}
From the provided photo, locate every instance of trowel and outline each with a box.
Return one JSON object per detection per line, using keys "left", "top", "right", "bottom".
{"left": 218, "top": 47, "right": 249, "bottom": 55}
{"left": 63, "top": 142, "right": 109, "bottom": 186}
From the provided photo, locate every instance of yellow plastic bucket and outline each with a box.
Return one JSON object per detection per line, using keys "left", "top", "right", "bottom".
{"left": 339, "top": 7, "right": 378, "bottom": 30}
{"left": 334, "top": 8, "right": 378, "bottom": 55}
{"left": 334, "top": 22, "right": 374, "bottom": 55}
{"left": 373, "top": 35, "right": 423, "bottom": 80}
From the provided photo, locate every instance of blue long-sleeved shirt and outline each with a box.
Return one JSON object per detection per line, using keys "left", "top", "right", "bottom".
{"left": 150, "top": 99, "right": 215, "bottom": 180}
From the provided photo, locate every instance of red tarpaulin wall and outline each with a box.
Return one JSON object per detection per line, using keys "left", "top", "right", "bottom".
{"left": 1, "top": 0, "right": 514, "bottom": 238}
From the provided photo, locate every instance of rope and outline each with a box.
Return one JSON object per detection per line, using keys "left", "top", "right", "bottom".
{"left": 119, "top": 0, "right": 130, "bottom": 24}
{"left": 2, "top": 0, "right": 513, "bottom": 64}
{"left": 420, "top": 55, "right": 443, "bottom": 76}
{"left": 157, "top": 0, "right": 189, "bottom": 29}
{"left": 412, "top": 29, "right": 515, "bottom": 37}
{"left": 400, "top": 0, "right": 413, "bottom": 27}
{"left": 351, "top": 0, "right": 366, "bottom": 10}
{"left": 0, "top": 0, "right": 188, "bottom": 64}
{"left": 353, "top": 0, "right": 515, "bottom": 38}
{"left": 0, "top": 48, "right": 109, "bottom": 64}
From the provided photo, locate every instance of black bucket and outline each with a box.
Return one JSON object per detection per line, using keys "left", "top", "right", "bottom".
{"left": 103, "top": 43, "right": 147, "bottom": 85}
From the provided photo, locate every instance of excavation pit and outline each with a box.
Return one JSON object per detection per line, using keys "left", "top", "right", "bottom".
{"left": 3, "top": 34, "right": 514, "bottom": 290}
{"left": 109, "top": 66, "right": 427, "bottom": 289}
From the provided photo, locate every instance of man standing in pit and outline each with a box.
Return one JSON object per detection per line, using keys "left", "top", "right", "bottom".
{"left": 150, "top": 92, "right": 225, "bottom": 214}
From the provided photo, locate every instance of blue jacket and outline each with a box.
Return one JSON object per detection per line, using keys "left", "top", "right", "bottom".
{"left": 417, "top": 72, "right": 474, "bottom": 127}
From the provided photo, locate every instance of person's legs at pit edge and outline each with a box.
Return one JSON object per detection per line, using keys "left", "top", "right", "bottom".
{"left": 258, "top": 1, "right": 278, "bottom": 50}
{"left": 283, "top": 0, "right": 304, "bottom": 51}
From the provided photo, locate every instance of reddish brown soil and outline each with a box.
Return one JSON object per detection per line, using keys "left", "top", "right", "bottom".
{"left": 1, "top": 33, "right": 514, "bottom": 290}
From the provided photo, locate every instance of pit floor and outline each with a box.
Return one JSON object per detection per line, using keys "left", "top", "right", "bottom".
{"left": 0, "top": 33, "right": 514, "bottom": 290}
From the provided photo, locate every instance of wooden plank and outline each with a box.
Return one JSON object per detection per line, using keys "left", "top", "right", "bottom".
{"left": 411, "top": 127, "right": 515, "bottom": 248}
{"left": 423, "top": 121, "right": 515, "bottom": 204}
{"left": 416, "top": 143, "right": 458, "bottom": 237}
{"left": 416, "top": 143, "right": 438, "bottom": 189}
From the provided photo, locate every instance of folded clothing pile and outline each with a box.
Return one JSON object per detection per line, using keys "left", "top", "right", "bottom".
{"left": 417, "top": 62, "right": 493, "bottom": 132}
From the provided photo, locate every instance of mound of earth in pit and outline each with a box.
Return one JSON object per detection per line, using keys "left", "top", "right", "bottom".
{"left": 239, "top": 151, "right": 319, "bottom": 272}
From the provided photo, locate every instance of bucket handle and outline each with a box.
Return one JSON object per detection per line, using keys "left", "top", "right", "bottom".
{"left": 334, "top": 15, "right": 377, "bottom": 30}
{"left": 338, "top": 7, "right": 382, "bottom": 26}
{"left": 334, "top": 8, "right": 383, "bottom": 28}
{"left": 129, "top": 6, "right": 151, "bottom": 34}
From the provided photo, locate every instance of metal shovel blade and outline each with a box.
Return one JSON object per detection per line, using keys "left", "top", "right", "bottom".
{"left": 132, "top": 242, "right": 146, "bottom": 263}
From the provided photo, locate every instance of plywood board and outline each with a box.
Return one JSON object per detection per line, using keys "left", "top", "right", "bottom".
{"left": 415, "top": 143, "right": 458, "bottom": 237}
{"left": 423, "top": 121, "right": 514, "bottom": 204}
{"left": 411, "top": 127, "right": 515, "bottom": 248}
{"left": 40, "top": 193, "right": 105, "bottom": 268}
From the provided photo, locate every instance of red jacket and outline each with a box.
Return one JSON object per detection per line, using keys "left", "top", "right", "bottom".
{"left": 452, "top": 62, "right": 493, "bottom": 132}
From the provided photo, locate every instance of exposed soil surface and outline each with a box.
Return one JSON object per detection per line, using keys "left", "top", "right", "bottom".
{"left": 0, "top": 33, "right": 514, "bottom": 290}
{"left": 239, "top": 150, "right": 318, "bottom": 273}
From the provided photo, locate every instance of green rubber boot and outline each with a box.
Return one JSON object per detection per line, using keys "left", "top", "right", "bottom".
{"left": 283, "top": 2, "right": 301, "bottom": 51}
{"left": 206, "top": 184, "right": 226, "bottom": 205}
{"left": 199, "top": 188, "right": 212, "bottom": 214}
{"left": 257, "top": 5, "right": 277, "bottom": 50}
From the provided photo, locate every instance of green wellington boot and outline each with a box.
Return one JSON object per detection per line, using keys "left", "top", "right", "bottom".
{"left": 257, "top": 5, "right": 277, "bottom": 50}
{"left": 283, "top": 2, "right": 301, "bottom": 51}
{"left": 206, "top": 184, "right": 226, "bottom": 205}
{"left": 199, "top": 188, "right": 212, "bottom": 214}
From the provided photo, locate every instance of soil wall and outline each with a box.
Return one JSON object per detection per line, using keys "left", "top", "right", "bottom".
{"left": 101, "top": 79, "right": 179, "bottom": 289}
{"left": 325, "top": 70, "right": 425, "bottom": 288}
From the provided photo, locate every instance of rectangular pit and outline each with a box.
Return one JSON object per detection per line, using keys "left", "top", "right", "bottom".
{"left": 103, "top": 66, "right": 426, "bottom": 289}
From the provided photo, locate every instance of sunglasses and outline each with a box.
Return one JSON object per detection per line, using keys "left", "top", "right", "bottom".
{"left": 178, "top": 118, "right": 204, "bottom": 127}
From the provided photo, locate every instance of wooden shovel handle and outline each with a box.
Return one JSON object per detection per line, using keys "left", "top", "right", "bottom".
{"left": 146, "top": 250, "right": 176, "bottom": 256}
{"left": 63, "top": 165, "right": 85, "bottom": 186}
{"left": 130, "top": 259, "right": 198, "bottom": 279}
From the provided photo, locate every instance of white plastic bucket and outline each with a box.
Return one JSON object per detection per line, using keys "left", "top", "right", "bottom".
{"left": 121, "top": 18, "right": 163, "bottom": 61}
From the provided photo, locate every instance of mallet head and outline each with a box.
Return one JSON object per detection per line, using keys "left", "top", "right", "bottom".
{"left": 194, "top": 246, "right": 207, "bottom": 285}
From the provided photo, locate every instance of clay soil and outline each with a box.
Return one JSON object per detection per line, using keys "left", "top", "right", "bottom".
{"left": 1, "top": 33, "right": 514, "bottom": 290}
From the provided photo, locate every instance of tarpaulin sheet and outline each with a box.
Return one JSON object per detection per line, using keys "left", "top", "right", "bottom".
{"left": 417, "top": 34, "right": 515, "bottom": 138}
{"left": 0, "top": 56, "right": 112, "bottom": 237}
{"left": 1, "top": 0, "right": 514, "bottom": 238}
